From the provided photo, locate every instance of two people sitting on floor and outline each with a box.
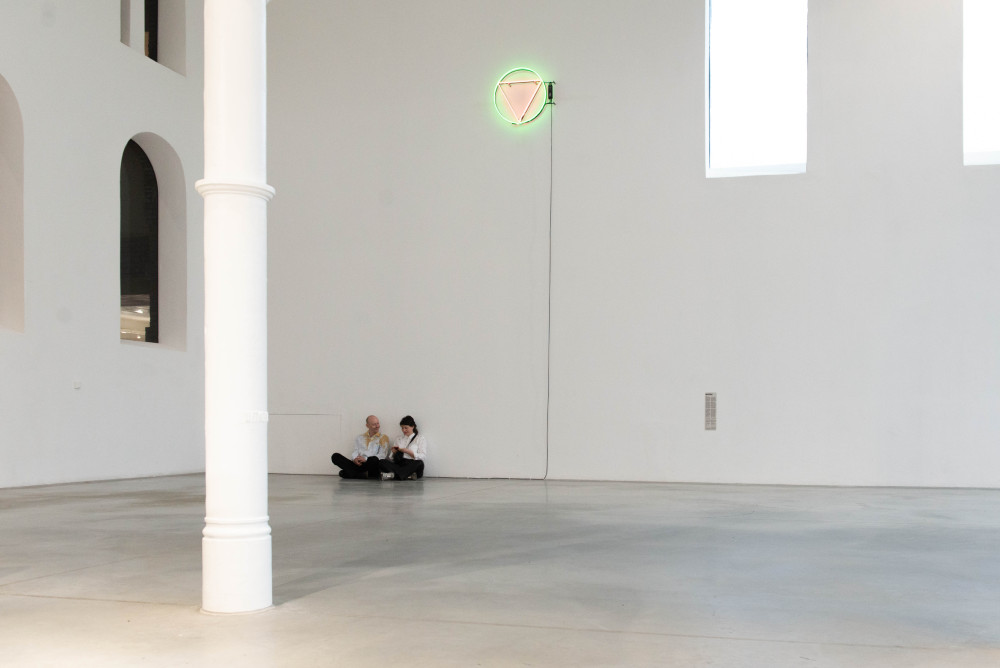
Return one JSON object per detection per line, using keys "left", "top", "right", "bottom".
{"left": 331, "top": 414, "right": 426, "bottom": 481}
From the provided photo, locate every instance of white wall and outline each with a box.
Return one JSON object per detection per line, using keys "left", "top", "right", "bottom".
{"left": 266, "top": 0, "right": 552, "bottom": 478}
{"left": 267, "top": 0, "right": 1000, "bottom": 487}
{"left": 0, "top": 1, "right": 205, "bottom": 488}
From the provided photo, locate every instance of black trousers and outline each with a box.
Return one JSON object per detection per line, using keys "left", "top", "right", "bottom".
{"left": 380, "top": 457, "right": 424, "bottom": 480}
{"left": 331, "top": 453, "right": 383, "bottom": 479}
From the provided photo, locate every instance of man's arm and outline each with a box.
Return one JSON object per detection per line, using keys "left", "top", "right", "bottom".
{"left": 351, "top": 434, "right": 366, "bottom": 464}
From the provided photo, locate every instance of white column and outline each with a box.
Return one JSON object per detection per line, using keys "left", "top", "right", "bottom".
{"left": 196, "top": 0, "right": 274, "bottom": 614}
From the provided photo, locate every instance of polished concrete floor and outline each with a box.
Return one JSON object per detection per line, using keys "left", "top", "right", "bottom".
{"left": 1, "top": 474, "right": 999, "bottom": 667}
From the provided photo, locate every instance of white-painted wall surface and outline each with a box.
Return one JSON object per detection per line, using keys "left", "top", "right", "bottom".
{"left": 0, "top": 1, "right": 205, "bottom": 488}
{"left": 3, "top": 1, "right": 995, "bottom": 489}
{"left": 267, "top": 0, "right": 1000, "bottom": 487}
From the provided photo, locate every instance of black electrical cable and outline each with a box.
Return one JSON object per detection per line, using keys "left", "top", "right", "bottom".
{"left": 543, "top": 98, "right": 554, "bottom": 480}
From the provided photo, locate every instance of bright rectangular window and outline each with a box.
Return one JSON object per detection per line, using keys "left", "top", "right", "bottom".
{"left": 964, "top": 0, "right": 1000, "bottom": 165}
{"left": 707, "top": 0, "right": 808, "bottom": 177}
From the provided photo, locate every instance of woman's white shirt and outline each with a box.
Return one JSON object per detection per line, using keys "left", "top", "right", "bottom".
{"left": 394, "top": 434, "right": 427, "bottom": 460}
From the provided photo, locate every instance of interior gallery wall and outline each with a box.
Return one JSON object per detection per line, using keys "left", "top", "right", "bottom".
{"left": 0, "top": 1, "right": 205, "bottom": 488}
{"left": 267, "top": 0, "right": 1000, "bottom": 487}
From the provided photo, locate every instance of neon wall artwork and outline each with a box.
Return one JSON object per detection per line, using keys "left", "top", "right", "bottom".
{"left": 494, "top": 68, "right": 547, "bottom": 125}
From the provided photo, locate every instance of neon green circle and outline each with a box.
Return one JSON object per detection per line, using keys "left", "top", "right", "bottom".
{"left": 494, "top": 68, "right": 546, "bottom": 125}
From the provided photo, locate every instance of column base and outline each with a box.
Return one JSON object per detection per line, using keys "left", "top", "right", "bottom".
{"left": 202, "top": 533, "right": 272, "bottom": 613}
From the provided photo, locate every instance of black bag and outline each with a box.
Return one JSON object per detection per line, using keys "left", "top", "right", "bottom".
{"left": 392, "top": 434, "right": 415, "bottom": 465}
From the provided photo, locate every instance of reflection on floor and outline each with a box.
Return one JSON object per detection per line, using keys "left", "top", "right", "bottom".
{"left": 2, "top": 474, "right": 1000, "bottom": 667}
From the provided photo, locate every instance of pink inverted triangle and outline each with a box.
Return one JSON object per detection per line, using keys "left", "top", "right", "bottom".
{"left": 499, "top": 79, "right": 542, "bottom": 123}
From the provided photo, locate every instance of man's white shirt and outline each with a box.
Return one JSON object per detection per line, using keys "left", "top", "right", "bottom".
{"left": 352, "top": 432, "right": 390, "bottom": 460}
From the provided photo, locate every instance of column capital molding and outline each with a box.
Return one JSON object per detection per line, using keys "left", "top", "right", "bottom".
{"left": 203, "top": 516, "right": 273, "bottom": 540}
{"left": 196, "top": 179, "right": 276, "bottom": 201}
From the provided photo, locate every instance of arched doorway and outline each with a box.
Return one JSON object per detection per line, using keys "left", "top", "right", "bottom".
{"left": 120, "top": 139, "right": 159, "bottom": 343}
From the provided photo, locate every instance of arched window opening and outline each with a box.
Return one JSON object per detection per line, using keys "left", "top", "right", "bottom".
{"left": 120, "top": 140, "right": 158, "bottom": 343}
{"left": 145, "top": 0, "right": 159, "bottom": 61}
{"left": 120, "top": 0, "right": 185, "bottom": 75}
{"left": 0, "top": 74, "right": 24, "bottom": 332}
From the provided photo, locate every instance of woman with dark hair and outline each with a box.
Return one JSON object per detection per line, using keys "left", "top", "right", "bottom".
{"left": 380, "top": 415, "right": 427, "bottom": 480}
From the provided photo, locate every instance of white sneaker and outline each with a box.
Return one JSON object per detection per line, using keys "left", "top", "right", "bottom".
{"left": 381, "top": 471, "right": 394, "bottom": 481}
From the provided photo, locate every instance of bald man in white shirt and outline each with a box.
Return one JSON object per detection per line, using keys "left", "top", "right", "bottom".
{"left": 331, "top": 415, "right": 391, "bottom": 479}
